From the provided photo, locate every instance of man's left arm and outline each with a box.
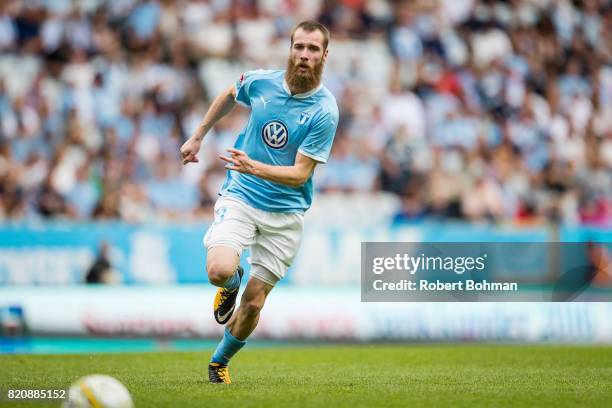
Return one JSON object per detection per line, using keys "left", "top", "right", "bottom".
{"left": 220, "top": 148, "right": 317, "bottom": 188}
{"left": 221, "top": 106, "right": 338, "bottom": 187}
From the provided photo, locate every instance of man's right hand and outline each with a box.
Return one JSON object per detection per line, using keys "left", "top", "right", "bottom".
{"left": 180, "top": 137, "right": 201, "bottom": 165}
{"left": 180, "top": 84, "right": 237, "bottom": 165}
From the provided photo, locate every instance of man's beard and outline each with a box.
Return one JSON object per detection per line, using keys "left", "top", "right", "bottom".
{"left": 285, "top": 57, "right": 324, "bottom": 94}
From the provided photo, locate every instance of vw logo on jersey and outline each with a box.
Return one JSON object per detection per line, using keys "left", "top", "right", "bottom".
{"left": 261, "top": 120, "right": 289, "bottom": 149}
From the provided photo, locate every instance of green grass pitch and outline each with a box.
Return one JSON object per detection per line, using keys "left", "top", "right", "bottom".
{"left": 1, "top": 344, "right": 611, "bottom": 407}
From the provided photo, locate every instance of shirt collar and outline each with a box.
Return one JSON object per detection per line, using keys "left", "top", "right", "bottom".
{"left": 282, "top": 78, "right": 323, "bottom": 99}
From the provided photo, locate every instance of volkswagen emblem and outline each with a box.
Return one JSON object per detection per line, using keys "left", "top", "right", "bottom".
{"left": 261, "top": 120, "right": 289, "bottom": 149}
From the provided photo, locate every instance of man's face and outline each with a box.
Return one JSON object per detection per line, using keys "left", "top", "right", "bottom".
{"left": 290, "top": 28, "right": 328, "bottom": 73}
{"left": 285, "top": 28, "right": 328, "bottom": 93}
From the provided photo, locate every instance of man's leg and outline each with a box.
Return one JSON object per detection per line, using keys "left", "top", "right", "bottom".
{"left": 204, "top": 196, "right": 257, "bottom": 325}
{"left": 207, "top": 205, "right": 299, "bottom": 383}
{"left": 227, "top": 275, "right": 274, "bottom": 340}
{"left": 206, "top": 246, "right": 245, "bottom": 324}
{"left": 208, "top": 273, "right": 274, "bottom": 384}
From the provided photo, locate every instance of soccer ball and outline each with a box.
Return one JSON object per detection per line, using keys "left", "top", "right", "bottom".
{"left": 63, "top": 375, "right": 134, "bottom": 408}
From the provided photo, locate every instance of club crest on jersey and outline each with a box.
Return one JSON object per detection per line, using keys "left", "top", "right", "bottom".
{"left": 298, "top": 112, "right": 311, "bottom": 125}
{"left": 262, "top": 120, "right": 288, "bottom": 149}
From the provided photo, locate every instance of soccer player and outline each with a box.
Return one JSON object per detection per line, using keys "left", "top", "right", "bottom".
{"left": 180, "top": 21, "right": 338, "bottom": 384}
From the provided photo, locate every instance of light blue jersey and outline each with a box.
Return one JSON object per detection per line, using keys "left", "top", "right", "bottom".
{"left": 219, "top": 69, "right": 339, "bottom": 213}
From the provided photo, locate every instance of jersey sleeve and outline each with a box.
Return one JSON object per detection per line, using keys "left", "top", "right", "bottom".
{"left": 298, "top": 107, "right": 339, "bottom": 164}
{"left": 234, "top": 70, "right": 262, "bottom": 107}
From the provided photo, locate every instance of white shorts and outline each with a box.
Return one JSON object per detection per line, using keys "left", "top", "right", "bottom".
{"left": 203, "top": 196, "right": 304, "bottom": 285}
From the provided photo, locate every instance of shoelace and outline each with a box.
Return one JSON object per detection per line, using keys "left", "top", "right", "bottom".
{"left": 215, "top": 366, "right": 229, "bottom": 382}
{"left": 219, "top": 287, "right": 237, "bottom": 304}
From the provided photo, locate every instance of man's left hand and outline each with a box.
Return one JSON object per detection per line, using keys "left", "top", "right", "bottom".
{"left": 220, "top": 148, "right": 258, "bottom": 175}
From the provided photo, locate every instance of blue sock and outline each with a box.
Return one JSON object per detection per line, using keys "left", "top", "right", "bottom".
{"left": 211, "top": 328, "right": 246, "bottom": 365}
{"left": 222, "top": 271, "right": 240, "bottom": 290}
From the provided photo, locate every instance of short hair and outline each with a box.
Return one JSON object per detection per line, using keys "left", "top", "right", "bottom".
{"left": 290, "top": 21, "right": 330, "bottom": 50}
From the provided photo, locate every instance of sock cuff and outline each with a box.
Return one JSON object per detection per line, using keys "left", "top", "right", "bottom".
{"left": 221, "top": 270, "right": 240, "bottom": 290}
{"left": 210, "top": 328, "right": 247, "bottom": 364}
{"left": 225, "top": 328, "right": 246, "bottom": 345}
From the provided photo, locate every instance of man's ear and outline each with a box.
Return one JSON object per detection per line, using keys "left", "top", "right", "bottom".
{"left": 323, "top": 48, "right": 329, "bottom": 61}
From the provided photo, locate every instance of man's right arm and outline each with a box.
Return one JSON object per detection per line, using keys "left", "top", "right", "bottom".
{"left": 180, "top": 84, "right": 237, "bottom": 165}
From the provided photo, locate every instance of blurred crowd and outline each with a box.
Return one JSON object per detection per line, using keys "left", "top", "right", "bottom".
{"left": 0, "top": 0, "right": 610, "bottom": 225}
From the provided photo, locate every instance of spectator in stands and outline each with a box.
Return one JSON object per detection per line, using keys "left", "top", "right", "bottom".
{"left": 85, "top": 241, "right": 120, "bottom": 284}
{"left": 0, "top": 0, "right": 608, "bottom": 226}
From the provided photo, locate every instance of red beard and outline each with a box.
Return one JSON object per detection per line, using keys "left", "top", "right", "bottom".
{"left": 285, "top": 57, "right": 324, "bottom": 94}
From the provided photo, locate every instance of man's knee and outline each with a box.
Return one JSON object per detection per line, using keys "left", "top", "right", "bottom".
{"left": 206, "top": 259, "right": 236, "bottom": 286}
{"left": 206, "top": 246, "right": 240, "bottom": 286}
